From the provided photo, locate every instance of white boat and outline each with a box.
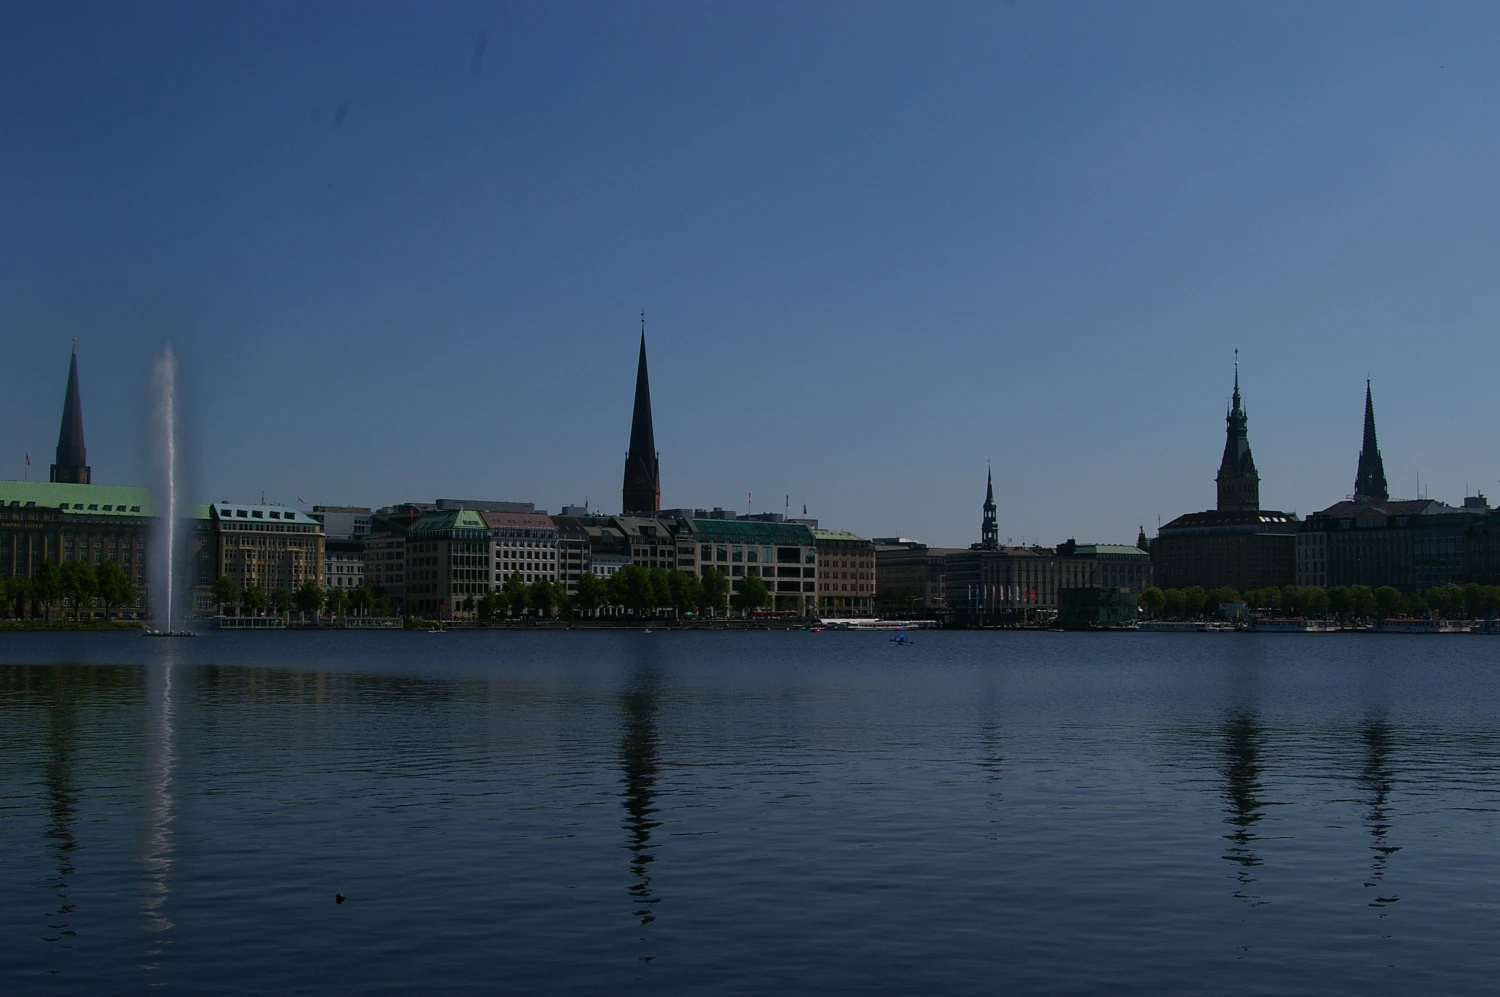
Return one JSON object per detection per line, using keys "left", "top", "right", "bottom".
{"left": 1247, "top": 618, "right": 1314, "bottom": 633}
{"left": 1136, "top": 620, "right": 1226, "bottom": 633}
{"left": 1369, "top": 618, "right": 1470, "bottom": 634}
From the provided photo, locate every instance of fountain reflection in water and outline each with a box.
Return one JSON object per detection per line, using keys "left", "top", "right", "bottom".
{"left": 139, "top": 657, "right": 177, "bottom": 963}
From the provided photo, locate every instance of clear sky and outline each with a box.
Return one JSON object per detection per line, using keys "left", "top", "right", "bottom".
{"left": 4, "top": 1, "right": 1499, "bottom": 547}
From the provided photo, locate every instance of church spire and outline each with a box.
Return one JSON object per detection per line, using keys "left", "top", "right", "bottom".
{"left": 980, "top": 463, "right": 998, "bottom": 550}
{"left": 1216, "top": 350, "right": 1259, "bottom": 512}
{"left": 1353, "top": 379, "right": 1388, "bottom": 502}
{"left": 50, "top": 341, "right": 91, "bottom": 484}
{"left": 621, "top": 312, "right": 660, "bottom": 514}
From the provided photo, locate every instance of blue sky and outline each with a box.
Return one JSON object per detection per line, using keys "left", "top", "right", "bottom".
{"left": 4, "top": 1, "right": 1499, "bottom": 547}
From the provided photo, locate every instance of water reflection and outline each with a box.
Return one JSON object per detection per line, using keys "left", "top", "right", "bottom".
{"left": 1358, "top": 717, "right": 1400, "bottom": 911}
{"left": 42, "top": 675, "right": 80, "bottom": 947}
{"left": 140, "top": 656, "right": 178, "bottom": 961}
{"left": 619, "top": 656, "right": 663, "bottom": 935}
{"left": 1220, "top": 710, "right": 1267, "bottom": 906}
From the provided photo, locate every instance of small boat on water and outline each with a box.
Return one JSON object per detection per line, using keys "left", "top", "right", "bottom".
{"left": 890, "top": 633, "right": 913, "bottom": 645}
{"left": 1368, "top": 618, "right": 1470, "bottom": 634}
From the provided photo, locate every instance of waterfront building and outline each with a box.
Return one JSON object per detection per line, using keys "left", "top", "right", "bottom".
{"left": 200, "top": 503, "right": 326, "bottom": 606}
{"left": 0, "top": 349, "right": 153, "bottom": 616}
{"left": 943, "top": 544, "right": 1085, "bottom": 618}
{"left": 1153, "top": 361, "right": 1298, "bottom": 592}
{"left": 621, "top": 319, "right": 662, "bottom": 515}
{"left": 589, "top": 552, "right": 631, "bottom": 578}
{"left": 813, "top": 529, "right": 875, "bottom": 615}
{"left": 874, "top": 540, "right": 964, "bottom": 613}
{"left": 0, "top": 481, "right": 153, "bottom": 614}
{"left": 616, "top": 516, "right": 677, "bottom": 570}
{"left": 403, "top": 509, "right": 488, "bottom": 617}
{"left": 1297, "top": 495, "right": 1489, "bottom": 591}
{"left": 324, "top": 538, "right": 365, "bottom": 592}
{"left": 483, "top": 511, "right": 560, "bottom": 586}
{"left": 364, "top": 533, "right": 406, "bottom": 606}
{"left": 941, "top": 470, "right": 1151, "bottom": 620}
{"left": 680, "top": 518, "right": 819, "bottom": 611}
{"left": 1295, "top": 385, "right": 1489, "bottom": 591}
{"left": 550, "top": 516, "right": 591, "bottom": 594}
{"left": 1466, "top": 507, "right": 1500, "bottom": 585}
{"left": 311, "top": 505, "right": 371, "bottom": 596}
{"left": 1062, "top": 542, "right": 1155, "bottom": 591}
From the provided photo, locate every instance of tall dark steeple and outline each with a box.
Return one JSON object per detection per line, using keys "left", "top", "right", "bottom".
{"left": 1215, "top": 351, "right": 1259, "bottom": 512}
{"left": 980, "top": 464, "right": 998, "bottom": 550}
{"left": 50, "top": 342, "right": 91, "bottom": 485}
{"left": 621, "top": 312, "right": 660, "bottom": 514}
{"left": 1353, "top": 379, "right": 1388, "bottom": 502}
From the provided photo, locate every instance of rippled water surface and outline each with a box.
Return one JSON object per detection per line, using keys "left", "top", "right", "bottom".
{"left": 3, "top": 630, "right": 1500, "bottom": 994}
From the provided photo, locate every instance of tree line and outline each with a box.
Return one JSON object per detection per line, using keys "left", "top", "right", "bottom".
{"left": 1, "top": 559, "right": 138, "bottom": 620}
{"left": 210, "top": 576, "right": 396, "bottom": 621}
{"left": 456, "top": 566, "right": 780, "bottom": 621}
{"left": 1139, "top": 582, "right": 1500, "bottom": 620}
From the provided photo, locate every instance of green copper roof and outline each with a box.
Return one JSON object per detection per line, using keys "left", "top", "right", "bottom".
{"left": 0, "top": 479, "right": 154, "bottom": 516}
{"left": 688, "top": 519, "right": 815, "bottom": 544}
{"left": 812, "top": 529, "right": 869, "bottom": 542}
{"left": 409, "top": 509, "right": 487, "bottom": 534}
{"left": 1072, "top": 544, "right": 1150, "bottom": 557}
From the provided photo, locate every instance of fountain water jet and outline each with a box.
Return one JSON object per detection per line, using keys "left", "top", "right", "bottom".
{"left": 147, "top": 346, "right": 192, "bottom": 637}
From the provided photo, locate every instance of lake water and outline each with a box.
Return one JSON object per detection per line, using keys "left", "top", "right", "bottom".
{"left": 3, "top": 630, "right": 1499, "bottom": 994}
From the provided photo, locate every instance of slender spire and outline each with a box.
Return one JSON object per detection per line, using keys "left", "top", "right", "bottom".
{"left": 1216, "top": 351, "right": 1258, "bottom": 512}
{"left": 1353, "top": 379, "right": 1388, "bottom": 502}
{"left": 621, "top": 312, "right": 660, "bottom": 514}
{"left": 50, "top": 343, "right": 91, "bottom": 484}
{"left": 980, "top": 463, "right": 998, "bottom": 550}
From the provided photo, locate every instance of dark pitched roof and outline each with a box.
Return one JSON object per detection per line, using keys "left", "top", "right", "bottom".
{"left": 1160, "top": 508, "right": 1298, "bottom": 532}
{"left": 1308, "top": 498, "right": 1452, "bottom": 520}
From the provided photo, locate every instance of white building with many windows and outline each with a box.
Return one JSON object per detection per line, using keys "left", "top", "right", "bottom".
{"left": 482, "top": 511, "right": 560, "bottom": 586}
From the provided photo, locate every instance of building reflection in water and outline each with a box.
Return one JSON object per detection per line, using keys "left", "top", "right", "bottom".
{"left": 1221, "top": 710, "right": 1268, "bottom": 906}
{"left": 619, "top": 653, "right": 664, "bottom": 938}
{"left": 42, "top": 675, "right": 80, "bottom": 947}
{"left": 140, "top": 655, "right": 178, "bottom": 957}
{"left": 1358, "top": 716, "right": 1400, "bottom": 911}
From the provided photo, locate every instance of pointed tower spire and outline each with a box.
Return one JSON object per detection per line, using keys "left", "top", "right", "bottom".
{"left": 1353, "top": 379, "right": 1388, "bottom": 502}
{"left": 1216, "top": 350, "right": 1259, "bottom": 512}
{"left": 621, "top": 311, "right": 661, "bottom": 514}
{"left": 50, "top": 342, "right": 91, "bottom": 484}
{"left": 980, "top": 463, "right": 999, "bottom": 550}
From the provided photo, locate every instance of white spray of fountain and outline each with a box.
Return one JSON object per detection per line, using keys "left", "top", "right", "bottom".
{"left": 147, "top": 345, "right": 192, "bottom": 637}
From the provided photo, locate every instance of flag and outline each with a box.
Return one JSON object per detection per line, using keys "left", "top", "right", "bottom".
{"left": 297, "top": 497, "right": 305, "bottom": 504}
{"left": 24, "top": 452, "right": 29, "bottom": 467}
{"left": 803, "top": 504, "right": 807, "bottom": 515}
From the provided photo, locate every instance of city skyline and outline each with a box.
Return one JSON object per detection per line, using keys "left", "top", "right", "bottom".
{"left": 4, "top": 3, "right": 1499, "bottom": 546}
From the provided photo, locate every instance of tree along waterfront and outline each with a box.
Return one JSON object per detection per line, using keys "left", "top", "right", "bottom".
{"left": 1138, "top": 582, "right": 1500, "bottom": 622}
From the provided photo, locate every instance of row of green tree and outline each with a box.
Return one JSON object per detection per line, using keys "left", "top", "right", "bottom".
{"left": 1, "top": 559, "right": 138, "bottom": 620}
{"left": 1139, "top": 582, "right": 1500, "bottom": 620}
{"left": 209, "top": 577, "right": 396, "bottom": 620}
{"left": 456, "top": 566, "right": 781, "bottom": 620}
